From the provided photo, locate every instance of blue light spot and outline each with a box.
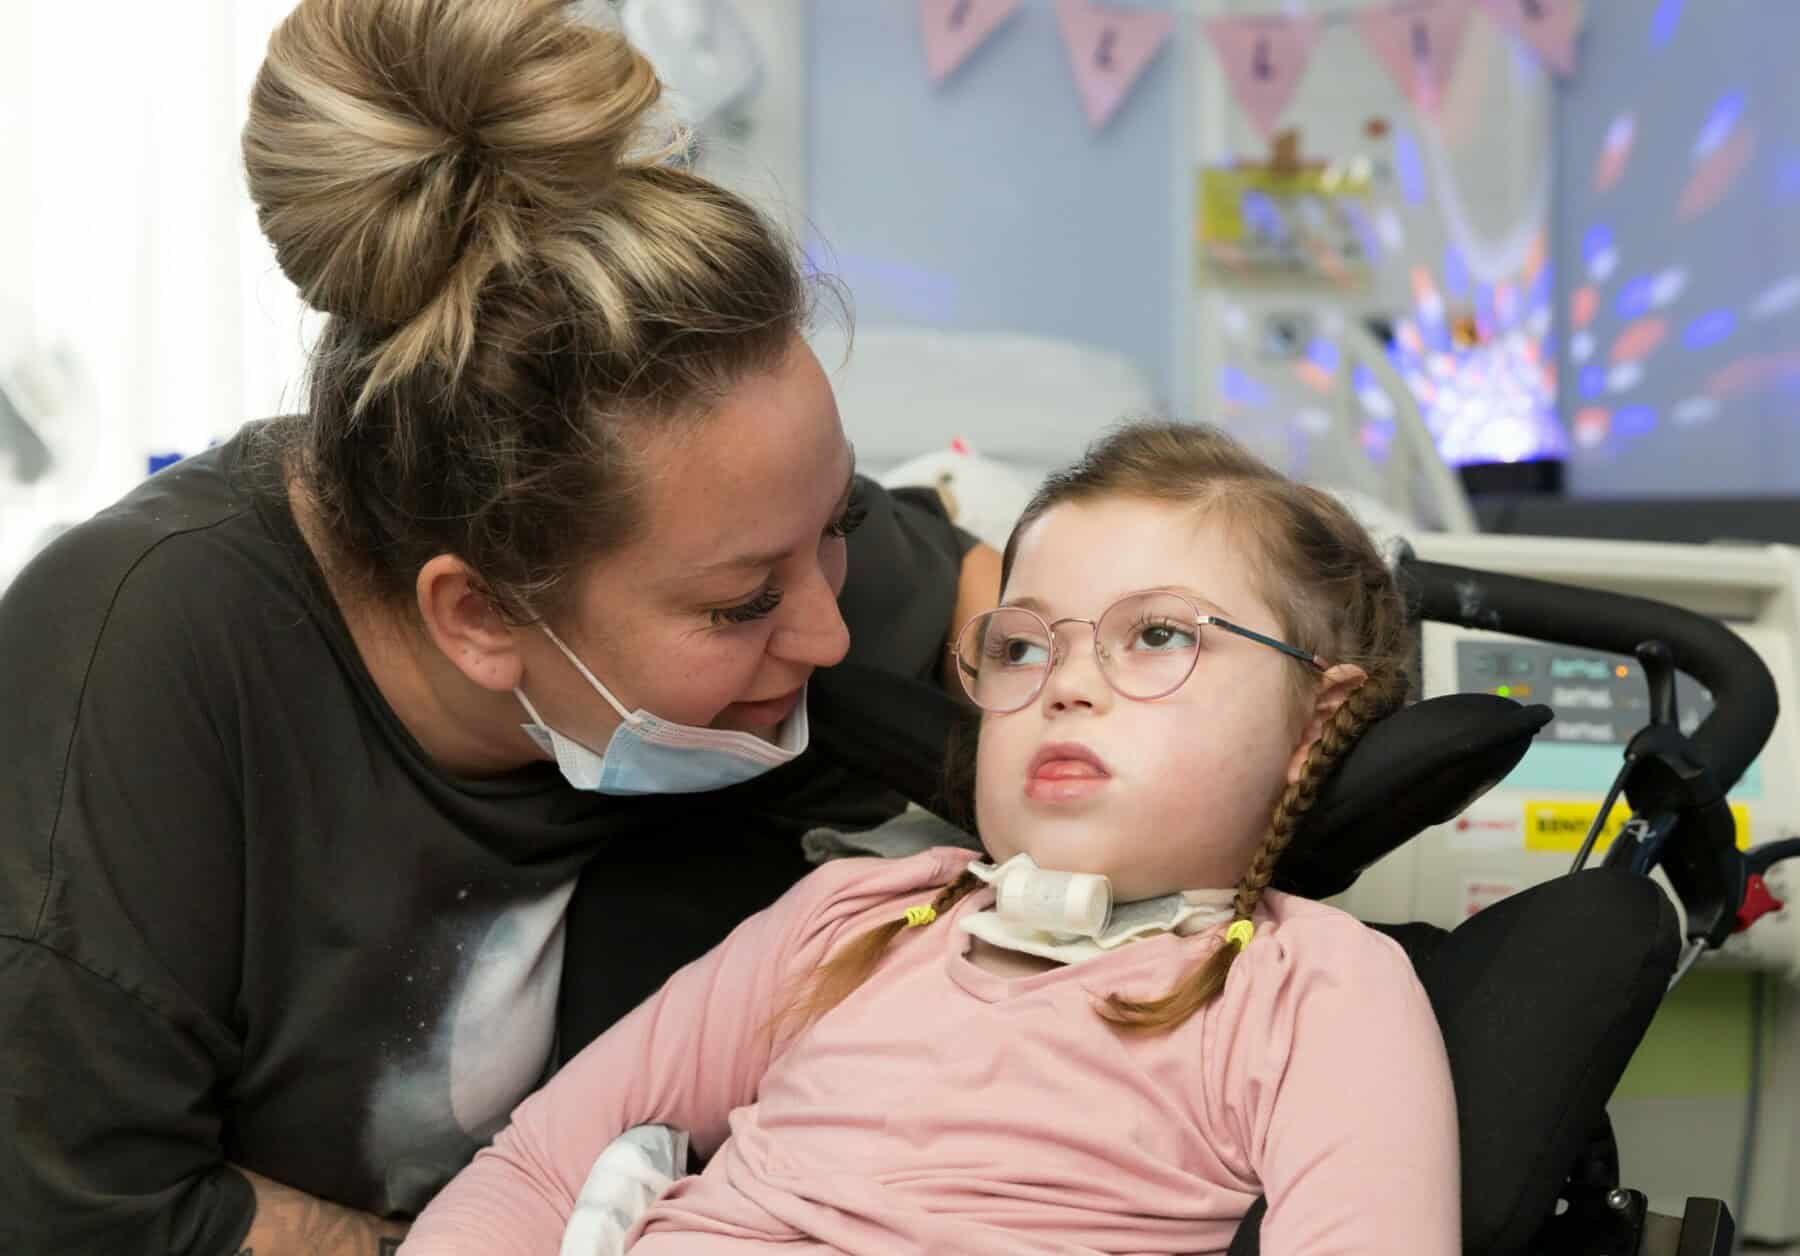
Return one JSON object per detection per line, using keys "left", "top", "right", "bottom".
{"left": 1353, "top": 363, "right": 1379, "bottom": 394}
{"left": 1682, "top": 309, "right": 1736, "bottom": 350}
{"left": 1418, "top": 314, "right": 1450, "bottom": 354}
{"left": 1582, "top": 224, "right": 1615, "bottom": 267}
{"left": 1615, "top": 275, "right": 1657, "bottom": 321}
{"left": 1775, "top": 155, "right": 1800, "bottom": 204}
{"left": 1614, "top": 406, "right": 1657, "bottom": 437}
{"left": 1580, "top": 365, "right": 1607, "bottom": 399}
{"left": 1220, "top": 366, "right": 1271, "bottom": 407}
{"left": 1342, "top": 203, "right": 1383, "bottom": 263}
{"left": 834, "top": 251, "right": 958, "bottom": 323}
{"left": 1306, "top": 337, "right": 1340, "bottom": 374}
{"left": 1527, "top": 265, "right": 1555, "bottom": 314}
{"left": 1393, "top": 130, "right": 1426, "bottom": 206}
{"left": 1694, "top": 91, "right": 1746, "bottom": 161}
{"left": 1242, "top": 189, "right": 1282, "bottom": 237}
{"left": 1475, "top": 283, "right": 1498, "bottom": 330}
{"left": 1650, "top": 0, "right": 1682, "bottom": 48}
{"left": 1442, "top": 245, "right": 1471, "bottom": 297}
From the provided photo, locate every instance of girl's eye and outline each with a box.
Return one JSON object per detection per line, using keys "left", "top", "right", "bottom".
{"left": 1132, "top": 619, "right": 1198, "bottom": 652}
{"left": 987, "top": 636, "right": 1049, "bottom": 667}
{"left": 712, "top": 586, "right": 784, "bottom": 626}
{"left": 825, "top": 485, "right": 870, "bottom": 541}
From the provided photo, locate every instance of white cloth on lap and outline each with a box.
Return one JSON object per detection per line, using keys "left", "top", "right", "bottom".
{"left": 559, "top": 1124, "right": 689, "bottom": 1256}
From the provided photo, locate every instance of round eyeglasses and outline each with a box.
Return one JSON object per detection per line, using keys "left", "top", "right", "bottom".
{"left": 952, "top": 588, "right": 1326, "bottom": 715}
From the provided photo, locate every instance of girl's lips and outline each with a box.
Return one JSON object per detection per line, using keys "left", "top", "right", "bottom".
{"left": 1026, "top": 741, "right": 1110, "bottom": 777}
{"left": 1025, "top": 742, "right": 1111, "bottom": 803}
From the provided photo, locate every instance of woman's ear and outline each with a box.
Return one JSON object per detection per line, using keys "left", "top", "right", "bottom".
{"left": 415, "top": 554, "right": 525, "bottom": 693}
{"left": 1286, "top": 663, "right": 1368, "bottom": 785}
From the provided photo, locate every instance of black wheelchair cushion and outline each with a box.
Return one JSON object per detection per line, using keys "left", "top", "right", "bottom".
{"left": 1229, "top": 868, "right": 1680, "bottom": 1256}
{"left": 1273, "top": 693, "right": 1553, "bottom": 899}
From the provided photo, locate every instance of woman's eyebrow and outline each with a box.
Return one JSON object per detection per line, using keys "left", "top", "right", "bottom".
{"left": 691, "top": 462, "right": 858, "bottom": 576}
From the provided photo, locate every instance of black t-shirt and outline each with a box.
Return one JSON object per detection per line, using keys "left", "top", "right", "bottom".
{"left": 0, "top": 421, "right": 971, "bottom": 1254}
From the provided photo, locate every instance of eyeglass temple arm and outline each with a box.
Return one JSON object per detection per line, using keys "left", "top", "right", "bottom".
{"left": 1206, "top": 617, "right": 1329, "bottom": 671}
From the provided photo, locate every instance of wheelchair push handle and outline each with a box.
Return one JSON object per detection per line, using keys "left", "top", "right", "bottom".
{"left": 1397, "top": 558, "right": 1778, "bottom": 796}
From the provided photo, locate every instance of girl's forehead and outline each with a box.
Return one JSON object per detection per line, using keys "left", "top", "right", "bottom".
{"left": 1005, "top": 497, "right": 1267, "bottom": 613}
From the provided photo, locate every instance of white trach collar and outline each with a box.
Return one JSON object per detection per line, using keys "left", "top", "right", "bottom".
{"left": 958, "top": 854, "right": 1236, "bottom": 966}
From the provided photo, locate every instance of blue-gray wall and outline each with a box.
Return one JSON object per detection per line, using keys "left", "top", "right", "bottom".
{"left": 806, "top": 0, "right": 1178, "bottom": 406}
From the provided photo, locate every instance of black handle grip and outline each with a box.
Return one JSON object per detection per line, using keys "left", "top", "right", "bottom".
{"left": 1399, "top": 559, "right": 1778, "bottom": 793}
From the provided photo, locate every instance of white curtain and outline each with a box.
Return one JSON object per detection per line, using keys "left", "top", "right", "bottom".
{"left": 1, "top": 0, "right": 313, "bottom": 583}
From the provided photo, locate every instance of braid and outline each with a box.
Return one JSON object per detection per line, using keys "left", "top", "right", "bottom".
{"left": 1101, "top": 667, "right": 1408, "bottom": 1034}
{"left": 1233, "top": 672, "right": 1405, "bottom": 919}
{"left": 772, "top": 869, "right": 984, "bottom": 1040}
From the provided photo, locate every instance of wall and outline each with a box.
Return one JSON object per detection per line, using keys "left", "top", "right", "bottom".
{"left": 1557, "top": 0, "right": 1800, "bottom": 495}
{"left": 806, "top": 0, "right": 1180, "bottom": 410}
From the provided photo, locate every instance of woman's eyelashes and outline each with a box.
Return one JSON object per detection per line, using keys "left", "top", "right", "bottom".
{"left": 710, "top": 491, "right": 866, "bottom": 626}
{"left": 826, "top": 486, "right": 868, "bottom": 540}
{"left": 712, "top": 585, "right": 785, "bottom": 626}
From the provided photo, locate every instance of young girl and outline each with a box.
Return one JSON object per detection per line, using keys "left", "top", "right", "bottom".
{"left": 400, "top": 422, "right": 1460, "bottom": 1255}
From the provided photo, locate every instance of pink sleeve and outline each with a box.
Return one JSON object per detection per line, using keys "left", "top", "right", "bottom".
{"left": 399, "top": 850, "right": 965, "bottom": 1256}
{"left": 1213, "top": 916, "right": 1461, "bottom": 1256}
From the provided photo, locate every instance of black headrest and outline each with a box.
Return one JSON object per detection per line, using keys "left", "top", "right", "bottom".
{"left": 810, "top": 665, "right": 1552, "bottom": 898}
{"left": 1274, "top": 693, "right": 1553, "bottom": 898}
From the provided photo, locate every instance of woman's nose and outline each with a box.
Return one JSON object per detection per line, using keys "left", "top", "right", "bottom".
{"left": 768, "top": 564, "right": 851, "bottom": 669}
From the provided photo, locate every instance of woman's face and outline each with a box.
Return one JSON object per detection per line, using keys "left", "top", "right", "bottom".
{"left": 516, "top": 339, "right": 858, "bottom": 748}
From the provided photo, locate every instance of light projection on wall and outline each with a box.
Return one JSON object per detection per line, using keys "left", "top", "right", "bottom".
{"left": 1557, "top": 0, "right": 1800, "bottom": 486}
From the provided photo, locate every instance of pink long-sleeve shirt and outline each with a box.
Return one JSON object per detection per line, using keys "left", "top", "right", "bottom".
{"left": 402, "top": 848, "right": 1459, "bottom": 1255}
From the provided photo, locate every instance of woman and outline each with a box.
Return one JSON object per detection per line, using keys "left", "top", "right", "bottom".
{"left": 0, "top": 2, "right": 997, "bottom": 1253}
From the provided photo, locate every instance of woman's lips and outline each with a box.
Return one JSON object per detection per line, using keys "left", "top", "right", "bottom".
{"left": 722, "top": 686, "right": 803, "bottom": 730}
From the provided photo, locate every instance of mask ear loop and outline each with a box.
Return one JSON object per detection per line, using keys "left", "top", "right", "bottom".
{"left": 515, "top": 686, "right": 552, "bottom": 727}
{"left": 539, "top": 623, "right": 637, "bottom": 724}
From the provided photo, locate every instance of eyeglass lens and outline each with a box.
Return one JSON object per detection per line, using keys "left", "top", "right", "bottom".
{"left": 955, "top": 590, "right": 1204, "bottom": 712}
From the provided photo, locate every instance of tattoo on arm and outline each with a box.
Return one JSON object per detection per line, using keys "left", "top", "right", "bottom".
{"left": 235, "top": 1163, "right": 409, "bottom": 1255}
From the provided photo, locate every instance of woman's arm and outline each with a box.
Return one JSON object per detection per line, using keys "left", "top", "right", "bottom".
{"left": 236, "top": 1168, "right": 408, "bottom": 1254}
{"left": 940, "top": 542, "right": 1002, "bottom": 693}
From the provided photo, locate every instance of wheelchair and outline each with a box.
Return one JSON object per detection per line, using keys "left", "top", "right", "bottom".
{"left": 803, "top": 548, "right": 1790, "bottom": 1256}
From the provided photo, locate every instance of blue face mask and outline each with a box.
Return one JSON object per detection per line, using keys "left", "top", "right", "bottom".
{"left": 515, "top": 625, "right": 808, "bottom": 796}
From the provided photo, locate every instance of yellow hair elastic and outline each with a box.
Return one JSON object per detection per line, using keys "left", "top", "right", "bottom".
{"left": 903, "top": 904, "right": 938, "bottom": 928}
{"left": 1225, "top": 920, "right": 1256, "bottom": 950}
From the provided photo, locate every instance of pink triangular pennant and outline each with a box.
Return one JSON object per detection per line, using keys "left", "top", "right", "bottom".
{"left": 1203, "top": 16, "right": 1321, "bottom": 140}
{"left": 1054, "top": 0, "right": 1176, "bottom": 130}
{"left": 919, "top": 0, "right": 1022, "bottom": 85}
{"left": 1355, "top": 2, "right": 1474, "bottom": 116}
{"left": 1479, "top": 0, "right": 1581, "bottom": 76}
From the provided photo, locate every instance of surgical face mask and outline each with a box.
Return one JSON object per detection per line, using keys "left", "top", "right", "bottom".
{"left": 515, "top": 625, "right": 808, "bottom": 796}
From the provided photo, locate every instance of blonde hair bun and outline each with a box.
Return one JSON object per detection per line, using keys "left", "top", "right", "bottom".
{"left": 244, "top": 0, "right": 665, "bottom": 325}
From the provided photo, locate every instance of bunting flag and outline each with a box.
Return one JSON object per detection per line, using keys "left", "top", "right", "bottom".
{"left": 1354, "top": 1, "right": 1475, "bottom": 116}
{"left": 1053, "top": 0, "right": 1175, "bottom": 131}
{"left": 919, "top": 0, "right": 1021, "bottom": 85}
{"left": 1478, "top": 0, "right": 1582, "bottom": 77}
{"left": 1203, "top": 16, "right": 1322, "bottom": 140}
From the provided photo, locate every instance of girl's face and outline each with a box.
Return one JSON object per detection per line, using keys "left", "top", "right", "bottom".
{"left": 974, "top": 497, "right": 1322, "bottom": 900}
{"left": 513, "top": 339, "right": 859, "bottom": 749}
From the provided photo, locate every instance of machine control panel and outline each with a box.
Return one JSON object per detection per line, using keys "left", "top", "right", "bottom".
{"left": 1454, "top": 640, "right": 1714, "bottom": 746}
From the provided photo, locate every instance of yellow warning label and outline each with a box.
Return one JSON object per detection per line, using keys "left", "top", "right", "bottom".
{"left": 1524, "top": 801, "right": 1751, "bottom": 853}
